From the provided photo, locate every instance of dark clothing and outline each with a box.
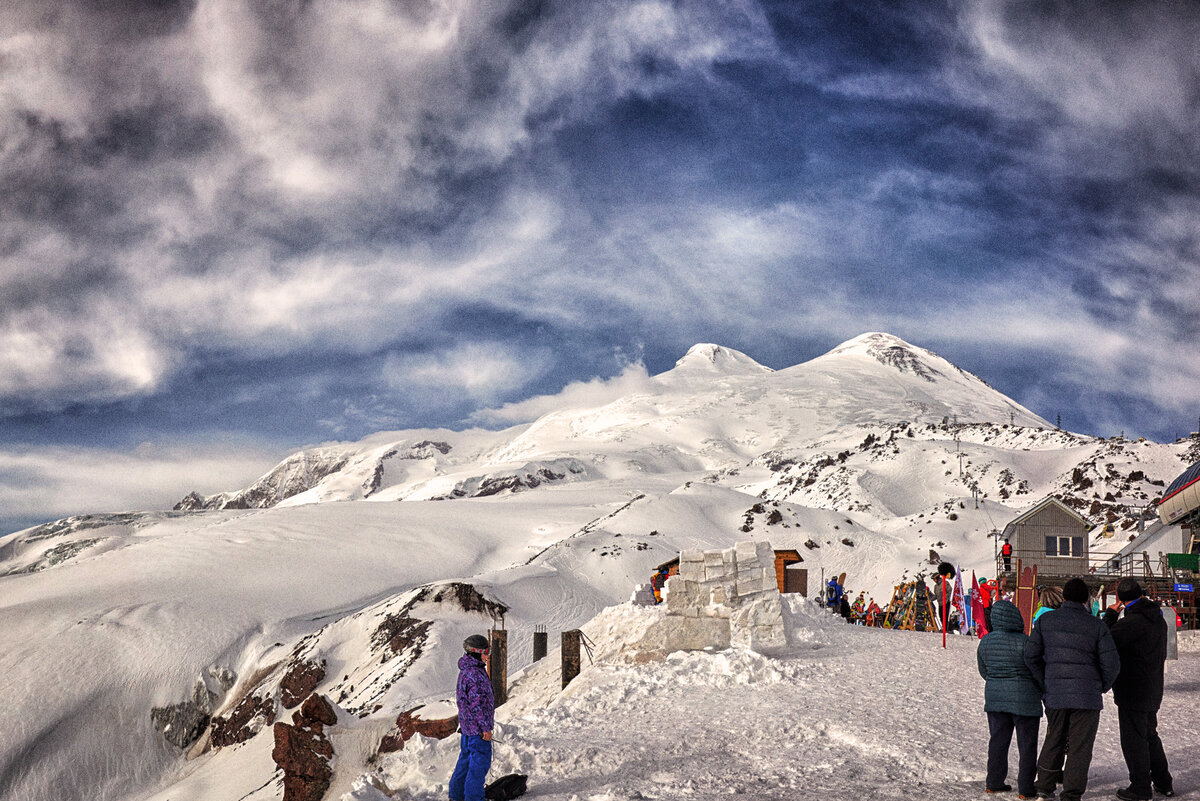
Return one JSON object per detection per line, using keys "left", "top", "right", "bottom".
{"left": 1024, "top": 601, "right": 1120, "bottom": 710}
{"left": 1104, "top": 598, "right": 1167, "bottom": 711}
{"left": 449, "top": 734, "right": 492, "bottom": 801}
{"left": 1105, "top": 599, "right": 1173, "bottom": 796}
{"left": 978, "top": 601, "right": 1044, "bottom": 718}
{"left": 988, "top": 711, "right": 1040, "bottom": 796}
{"left": 1034, "top": 708, "right": 1101, "bottom": 801}
{"left": 1117, "top": 708, "right": 1172, "bottom": 798}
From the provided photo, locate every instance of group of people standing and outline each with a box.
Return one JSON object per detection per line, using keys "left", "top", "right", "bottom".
{"left": 977, "top": 577, "right": 1174, "bottom": 801}
{"left": 825, "top": 577, "right": 884, "bottom": 625}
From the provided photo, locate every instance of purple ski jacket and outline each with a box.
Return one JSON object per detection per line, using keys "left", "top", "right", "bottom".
{"left": 456, "top": 653, "right": 494, "bottom": 736}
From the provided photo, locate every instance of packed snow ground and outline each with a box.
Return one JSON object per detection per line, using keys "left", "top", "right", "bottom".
{"left": 345, "top": 601, "right": 1200, "bottom": 801}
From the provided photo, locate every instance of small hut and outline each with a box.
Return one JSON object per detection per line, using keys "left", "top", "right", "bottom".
{"left": 1000, "top": 497, "right": 1092, "bottom": 579}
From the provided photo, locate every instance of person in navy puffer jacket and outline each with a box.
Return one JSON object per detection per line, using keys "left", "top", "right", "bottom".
{"left": 1024, "top": 578, "right": 1119, "bottom": 801}
{"left": 978, "top": 600, "right": 1043, "bottom": 797}
{"left": 1103, "top": 578, "right": 1174, "bottom": 800}
{"left": 450, "top": 634, "right": 495, "bottom": 801}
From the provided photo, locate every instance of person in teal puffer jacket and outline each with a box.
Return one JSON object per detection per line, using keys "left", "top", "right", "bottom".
{"left": 977, "top": 600, "right": 1044, "bottom": 797}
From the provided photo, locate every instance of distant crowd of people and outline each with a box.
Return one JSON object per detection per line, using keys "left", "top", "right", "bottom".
{"left": 823, "top": 576, "right": 883, "bottom": 625}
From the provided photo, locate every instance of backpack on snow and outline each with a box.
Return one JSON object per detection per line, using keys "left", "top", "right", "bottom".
{"left": 485, "top": 773, "right": 528, "bottom": 800}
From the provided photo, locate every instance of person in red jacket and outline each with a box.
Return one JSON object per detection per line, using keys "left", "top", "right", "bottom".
{"left": 1002, "top": 539, "right": 1013, "bottom": 573}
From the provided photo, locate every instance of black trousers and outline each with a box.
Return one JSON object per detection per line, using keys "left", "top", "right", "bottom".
{"left": 1034, "top": 707, "right": 1101, "bottom": 801}
{"left": 1117, "top": 707, "right": 1172, "bottom": 796}
{"left": 987, "top": 711, "right": 1040, "bottom": 795}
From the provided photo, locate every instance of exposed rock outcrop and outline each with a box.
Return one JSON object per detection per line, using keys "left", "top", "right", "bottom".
{"left": 272, "top": 694, "right": 338, "bottom": 801}
{"left": 281, "top": 658, "right": 326, "bottom": 709}
{"left": 210, "top": 691, "right": 276, "bottom": 748}
{"left": 378, "top": 705, "right": 459, "bottom": 753}
{"left": 151, "top": 680, "right": 216, "bottom": 750}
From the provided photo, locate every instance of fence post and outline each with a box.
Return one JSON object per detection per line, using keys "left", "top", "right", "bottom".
{"left": 561, "top": 629, "right": 582, "bottom": 689}
{"left": 488, "top": 629, "right": 508, "bottom": 707}
{"left": 532, "top": 626, "right": 548, "bottom": 662}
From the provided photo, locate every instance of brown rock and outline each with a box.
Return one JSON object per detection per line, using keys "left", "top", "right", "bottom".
{"left": 210, "top": 692, "right": 276, "bottom": 749}
{"left": 281, "top": 659, "right": 326, "bottom": 708}
{"left": 300, "top": 693, "right": 338, "bottom": 726}
{"left": 378, "top": 706, "right": 459, "bottom": 753}
{"left": 272, "top": 722, "right": 334, "bottom": 801}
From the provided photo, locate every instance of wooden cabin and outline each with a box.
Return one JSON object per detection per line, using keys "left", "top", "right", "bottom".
{"left": 999, "top": 497, "right": 1092, "bottom": 579}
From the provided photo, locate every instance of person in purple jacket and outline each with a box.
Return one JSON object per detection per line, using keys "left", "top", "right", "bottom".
{"left": 449, "top": 634, "right": 494, "bottom": 801}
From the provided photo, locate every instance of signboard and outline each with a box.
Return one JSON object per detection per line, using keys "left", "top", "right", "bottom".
{"left": 1165, "top": 607, "right": 1178, "bottom": 661}
{"left": 1174, "top": 583, "right": 1194, "bottom": 593}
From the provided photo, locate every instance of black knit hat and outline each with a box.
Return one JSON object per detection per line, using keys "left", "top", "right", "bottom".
{"left": 463, "top": 634, "right": 490, "bottom": 653}
{"left": 1062, "top": 578, "right": 1090, "bottom": 604}
{"left": 1116, "top": 578, "right": 1144, "bottom": 603}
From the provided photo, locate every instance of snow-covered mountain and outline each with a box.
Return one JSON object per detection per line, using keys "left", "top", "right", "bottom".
{"left": 2, "top": 332, "right": 1197, "bottom": 801}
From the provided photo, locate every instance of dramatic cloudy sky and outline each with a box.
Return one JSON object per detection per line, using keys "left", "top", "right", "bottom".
{"left": 2, "top": 0, "right": 1199, "bottom": 532}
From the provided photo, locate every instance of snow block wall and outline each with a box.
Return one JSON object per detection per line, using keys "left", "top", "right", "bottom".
{"left": 663, "top": 541, "right": 788, "bottom": 652}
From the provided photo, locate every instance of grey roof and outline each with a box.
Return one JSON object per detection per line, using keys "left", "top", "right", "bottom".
{"left": 1001, "top": 496, "right": 1092, "bottom": 538}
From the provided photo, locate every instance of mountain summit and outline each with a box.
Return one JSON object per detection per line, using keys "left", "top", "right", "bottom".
{"left": 670, "top": 343, "right": 773, "bottom": 375}
{"left": 827, "top": 332, "right": 969, "bottom": 383}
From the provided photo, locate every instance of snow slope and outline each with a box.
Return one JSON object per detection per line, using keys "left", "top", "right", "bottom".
{"left": 3, "top": 333, "right": 1199, "bottom": 801}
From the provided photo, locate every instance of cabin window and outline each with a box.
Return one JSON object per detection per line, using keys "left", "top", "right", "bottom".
{"left": 1046, "top": 536, "right": 1081, "bottom": 557}
{"left": 1046, "top": 537, "right": 1084, "bottom": 556}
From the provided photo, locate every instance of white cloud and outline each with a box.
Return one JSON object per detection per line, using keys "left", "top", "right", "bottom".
{"left": 469, "top": 361, "right": 653, "bottom": 426}
{"left": 0, "top": 440, "right": 284, "bottom": 534}
{"left": 383, "top": 342, "right": 552, "bottom": 406}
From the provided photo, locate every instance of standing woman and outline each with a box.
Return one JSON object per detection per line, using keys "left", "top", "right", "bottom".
{"left": 1034, "top": 585, "right": 1064, "bottom": 625}
{"left": 450, "top": 634, "right": 494, "bottom": 801}
{"left": 977, "top": 600, "right": 1044, "bottom": 797}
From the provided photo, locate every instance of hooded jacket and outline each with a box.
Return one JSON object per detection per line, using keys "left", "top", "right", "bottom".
{"left": 456, "top": 652, "right": 495, "bottom": 735}
{"left": 977, "top": 600, "right": 1044, "bottom": 717}
{"left": 1103, "top": 598, "right": 1168, "bottom": 711}
{"left": 1024, "top": 600, "right": 1119, "bottom": 711}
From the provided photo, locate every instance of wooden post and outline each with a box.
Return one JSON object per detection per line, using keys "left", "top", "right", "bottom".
{"left": 532, "top": 628, "right": 548, "bottom": 662}
{"left": 488, "top": 629, "right": 507, "bottom": 707}
{"left": 942, "top": 576, "right": 948, "bottom": 648}
{"left": 561, "top": 629, "right": 582, "bottom": 689}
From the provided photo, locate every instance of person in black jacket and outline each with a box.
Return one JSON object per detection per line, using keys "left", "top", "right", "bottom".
{"left": 1024, "top": 578, "right": 1120, "bottom": 801}
{"left": 1104, "top": 579, "right": 1175, "bottom": 800}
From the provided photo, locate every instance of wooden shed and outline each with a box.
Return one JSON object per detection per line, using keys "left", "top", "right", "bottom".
{"left": 773, "top": 549, "right": 807, "bottom": 596}
{"left": 999, "top": 497, "right": 1092, "bottom": 579}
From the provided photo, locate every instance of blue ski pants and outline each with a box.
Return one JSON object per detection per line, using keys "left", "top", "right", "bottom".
{"left": 449, "top": 734, "right": 491, "bottom": 801}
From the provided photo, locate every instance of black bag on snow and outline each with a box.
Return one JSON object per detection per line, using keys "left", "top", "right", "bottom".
{"left": 484, "top": 773, "right": 528, "bottom": 800}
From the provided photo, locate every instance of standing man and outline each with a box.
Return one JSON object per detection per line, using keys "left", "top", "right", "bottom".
{"left": 1002, "top": 538, "right": 1013, "bottom": 573}
{"left": 1024, "top": 578, "right": 1120, "bottom": 801}
{"left": 450, "top": 634, "right": 494, "bottom": 801}
{"left": 1104, "top": 579, "right": 1175, "bottom": 800}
